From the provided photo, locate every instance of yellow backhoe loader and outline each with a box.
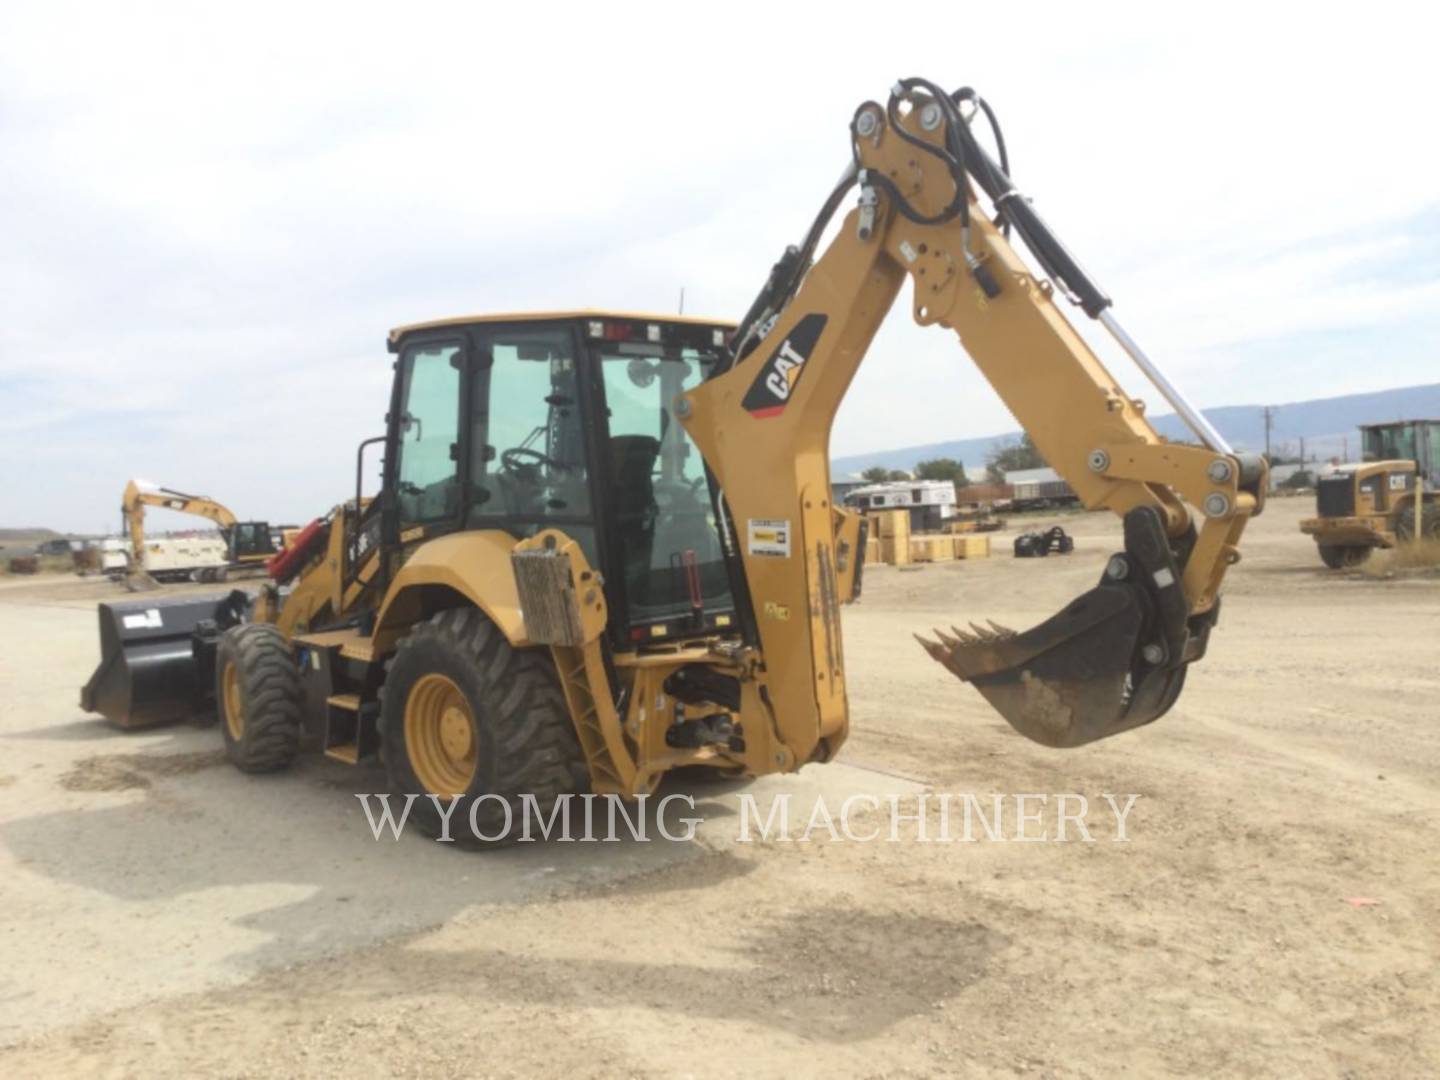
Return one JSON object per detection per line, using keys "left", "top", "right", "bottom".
{"left": 120, "top": 478, "right": 280, "bottom": 589}
{"left": 82, "top": 78, "right": 1266, "bottom": 842}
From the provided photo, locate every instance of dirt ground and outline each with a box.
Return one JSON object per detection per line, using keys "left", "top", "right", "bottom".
{"left": 1, "top": 498, "right": 1436, "bottom": 1078}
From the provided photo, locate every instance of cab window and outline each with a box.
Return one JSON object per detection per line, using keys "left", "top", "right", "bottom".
{"left": 468, "top": 329, "right": 589, "bottom": 524}
{"left": 395, "top": 341, "right": 463, "bottom": 523}
{"left": 599, "top": 344, "right": 732, "bottom": 623}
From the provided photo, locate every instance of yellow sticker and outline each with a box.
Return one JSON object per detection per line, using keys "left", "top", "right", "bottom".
{"left": 763, "top": 601, "right": 790, "bottom": 621}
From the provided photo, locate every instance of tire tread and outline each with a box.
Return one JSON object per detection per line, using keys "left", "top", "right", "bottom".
{"left": 219, "top": 624, "right": 302, "bottom": 773}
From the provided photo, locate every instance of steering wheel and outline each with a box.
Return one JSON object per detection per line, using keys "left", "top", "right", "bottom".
{"left": 501, "top": 447, "right": 564, "bottom": 474}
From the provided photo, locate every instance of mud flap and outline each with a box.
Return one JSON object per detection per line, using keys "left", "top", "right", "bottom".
{"left": 917, "top": 507, "right": 1212, "bottom": 748}
{"left": 80, "top": 591, "right": 249, "bottom": 730}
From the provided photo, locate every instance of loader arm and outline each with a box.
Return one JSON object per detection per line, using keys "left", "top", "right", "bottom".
{"left": 680, "top": 79, "right": 1265, "bottom": 751}
{"left": 122, "top": 478, "right": 241, "bottom": 565}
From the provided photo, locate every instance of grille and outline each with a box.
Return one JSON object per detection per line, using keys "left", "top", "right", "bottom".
{"left": 1315, "top": 476, "right": 1355, "bottom": 518}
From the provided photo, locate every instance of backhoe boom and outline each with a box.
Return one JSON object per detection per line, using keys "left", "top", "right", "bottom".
{"left": 680, "top": 79, "right": 1265, "bottom": 753}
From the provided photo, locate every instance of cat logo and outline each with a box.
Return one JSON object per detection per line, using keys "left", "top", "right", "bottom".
{"left": 763, "top": 600, "right": 791, "bottom": 621}
{"left": 741, "top": 313, "right": 828, "bottom": 418}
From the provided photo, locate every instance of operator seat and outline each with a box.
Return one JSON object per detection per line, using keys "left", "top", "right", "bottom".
{"left": 610, "top": 435, "right": 660, "bottom": 596}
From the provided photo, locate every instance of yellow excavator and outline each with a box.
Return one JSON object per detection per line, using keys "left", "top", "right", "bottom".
{"left": 120, "top": 478, "right": 280, "bottom": 588}
{"left": 82, "top": 78, "right": 1265, "bottom": 841}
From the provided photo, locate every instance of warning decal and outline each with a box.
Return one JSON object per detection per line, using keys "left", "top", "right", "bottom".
{"left": 747, "top": 519, "right": 792, "bottom": 558}
{"left": 122, "top": 609, "right": 164, "bottom": 630}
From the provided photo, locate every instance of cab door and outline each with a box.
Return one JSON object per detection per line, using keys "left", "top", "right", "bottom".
{"left": 230, "top": 522, "right": 276, "bottom": 560}
{"left": 389, "top": 337, "right": 466, "bottom": 539}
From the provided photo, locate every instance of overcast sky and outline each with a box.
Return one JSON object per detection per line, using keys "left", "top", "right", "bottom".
{"left": 3, "top": 1, "right": 1438, "bottom": 533}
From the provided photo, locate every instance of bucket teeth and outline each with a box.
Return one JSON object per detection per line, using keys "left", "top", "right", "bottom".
{"left": 917, "top": 617, "right": 1018, "bottom": 660}
{"left": 913, "top": 633, "right": 948, "bottom": 661}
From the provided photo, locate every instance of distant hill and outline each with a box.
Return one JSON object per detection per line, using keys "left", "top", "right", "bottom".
{"left": 0, "top": 528, "right": 62, "bottom": 543}
{"left": 833, "top": 382, "right": 1440, "bottom": 478}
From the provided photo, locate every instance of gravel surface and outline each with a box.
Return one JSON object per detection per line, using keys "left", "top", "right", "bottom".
{"left": 1, "top": 497, "right": 1436, "bottom": 1077}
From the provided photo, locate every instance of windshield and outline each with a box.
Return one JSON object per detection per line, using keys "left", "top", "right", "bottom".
{"left": 599, "top": 344, "right": 733, "bottom": 626}
{"left": 1364, "top": 425, "right": 1416, "bottom": 463}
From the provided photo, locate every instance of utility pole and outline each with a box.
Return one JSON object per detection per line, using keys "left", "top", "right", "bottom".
{"left": 1299, "top": 436, "right": 1306, "bottom": 463}
{"left": 678, "top": 287, "right": 685, "bottom": 315}
{"left": 1262, "top": 406, "right": 1277, "bottom": 460}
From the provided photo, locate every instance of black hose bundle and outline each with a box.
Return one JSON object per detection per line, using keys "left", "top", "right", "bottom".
{"left": 725, "top": 76, "right": 1114, "bottom": 370}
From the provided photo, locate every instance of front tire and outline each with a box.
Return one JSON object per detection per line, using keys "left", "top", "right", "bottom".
{"left": 1318, "top": 543, "right": 1369, "bottom": 569}
{"left": 216, "top": 624, "right": 302, "bottom": 773}
{"left": 379, "top": 608, "right": 588, "bottom": 844}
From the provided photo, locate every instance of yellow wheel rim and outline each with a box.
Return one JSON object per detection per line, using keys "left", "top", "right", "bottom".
{"left": 222, "top": 661, "right": 244, "bottom": 741}
{"left": 404, "top": 673, "right": 478, "bottom": 796}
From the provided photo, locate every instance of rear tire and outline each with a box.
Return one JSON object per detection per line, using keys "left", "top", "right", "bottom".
{"left": 216, "top": 624, "right": 302, "bottom": 773}
{"left": 379, "top": 608, "right": 588, "bottom": 845}
{"left": 1318, "top": 543, "right": 1369, "bottom": 569}
{"left": 1392, "top": 502, "right": 1440, "bottom": 543}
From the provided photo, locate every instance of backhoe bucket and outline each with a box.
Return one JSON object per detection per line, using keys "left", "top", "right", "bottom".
{"left": 917, "top": 507, "right": 1211, "bottom": 748}
{"left": 125, "top": 570, "right": 160, "bottom": 593}
{"left": 80, "top": 592, "right": 247, "bottom": 729}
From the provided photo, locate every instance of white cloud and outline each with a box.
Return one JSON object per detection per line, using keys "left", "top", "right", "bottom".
{"left": 2, "top": 0, "right": 1438, "bottom": 529}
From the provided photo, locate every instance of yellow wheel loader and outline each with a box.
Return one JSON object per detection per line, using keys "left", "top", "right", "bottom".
{"left": 1299, "top": 421, "right": 1439, "bottom": 568}
{"left": 81, "top": 77, "right": 1267, "bottom": 841}
{"left": 1299, "top": 461, "right": 1429, "bottom": 567}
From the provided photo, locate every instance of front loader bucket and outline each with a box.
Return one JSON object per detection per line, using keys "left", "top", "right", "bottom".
{"left": 80, "top": 592, "right": 248, "bottom": 729}
{"left": 917, "top": 507, "right": 1213, "bottom": 748}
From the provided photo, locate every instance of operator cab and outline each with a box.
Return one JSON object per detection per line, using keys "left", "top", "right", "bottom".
{"left": 382, "top": 312, "right": 737, "bottom": 647}
{"left": 228, "top": 521, "right": 277, "bottom": 561}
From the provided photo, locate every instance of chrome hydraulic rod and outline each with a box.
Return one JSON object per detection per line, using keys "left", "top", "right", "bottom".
{"left": 1098, "top": 310, "right": 1233, "bottom": 456}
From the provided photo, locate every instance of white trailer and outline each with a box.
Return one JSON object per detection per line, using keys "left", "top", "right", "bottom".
{"left": 138, "top": 536, "right": 229, "bottom": 582}
{"left": 845, "top": 479, "right": 957, "bottom": 532}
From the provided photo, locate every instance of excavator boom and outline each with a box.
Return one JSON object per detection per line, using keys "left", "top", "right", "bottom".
{"left": 119, "top": 479, "right": 276, "bottom": 591}
{"left": 122, "top": 479, "right": 239, "bottom": 562}
{"left": 681, "top": 79, "right": 1265, "bottom": 749}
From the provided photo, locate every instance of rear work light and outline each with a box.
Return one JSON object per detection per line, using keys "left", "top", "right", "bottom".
{"left": 586, "top": 320, "right": 634, "bottom": 342}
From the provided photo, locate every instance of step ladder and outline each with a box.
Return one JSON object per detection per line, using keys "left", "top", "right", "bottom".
{"left": 293, "top": 627, "right": 382, "bottom": 765}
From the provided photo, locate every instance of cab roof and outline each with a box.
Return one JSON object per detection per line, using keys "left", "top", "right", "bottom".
{"left": 388, "top": 309, "right": 736, "bottom": 346}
